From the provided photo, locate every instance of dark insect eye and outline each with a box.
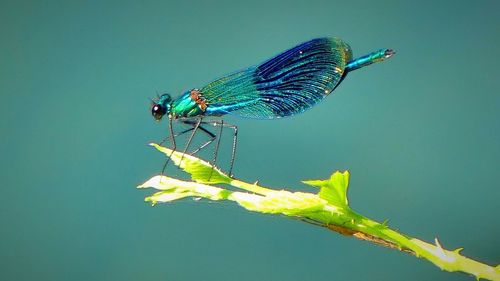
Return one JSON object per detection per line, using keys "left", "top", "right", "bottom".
{"left": 151, "top": 104, "right": 165, "bottom": 120}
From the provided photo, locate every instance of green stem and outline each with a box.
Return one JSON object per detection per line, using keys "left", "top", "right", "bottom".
{"left": 303, "top": 208, "right": 499, "bottom": 280}
{"left": 229, "top": 178, "right": 274, "bottom": 196}
{"left": 143, "top": 143, "right": 500, "bottom": 280}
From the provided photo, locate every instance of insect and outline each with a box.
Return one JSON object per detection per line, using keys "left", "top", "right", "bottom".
{"left": 152, "top": 37, "right": 394, "bottom": 176}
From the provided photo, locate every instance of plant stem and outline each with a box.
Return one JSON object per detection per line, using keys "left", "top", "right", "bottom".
{"left": 142, "top": 144, "right": 500, "bottom": 280}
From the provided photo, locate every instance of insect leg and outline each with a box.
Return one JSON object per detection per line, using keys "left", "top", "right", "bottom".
{"left": 189, "top": 126, "right": 216, "bottom": 155}
{"left": 207, "top": 120, "right": 224, "bottom": 180}
{"left": 178, "top": 118, "right": 202, "bottom": 166}
{"left": 161, "top": 118, "right": 177, "bottom": 175}
{"left": 199, "top": 120, "right": 238, "bottom": 178}
{"left": 176, "top": 118, "right": 217, "bottom": 155}
{"left": 213, "top": 121, "right": 238, "bottom": 177}
{"left": 158, "top": 127, "right": 194, "bottom": 146}
{"left": 226, "top": 123, "right": 238, "bottom": 177}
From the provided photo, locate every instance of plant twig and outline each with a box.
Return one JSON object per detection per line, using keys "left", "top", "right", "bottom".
{"left": 139, "top": 143, "right": 500, "bottom": 281}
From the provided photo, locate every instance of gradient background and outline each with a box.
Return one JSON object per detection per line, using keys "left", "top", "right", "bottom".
{"left": 1, "top": 1, "right": 498, "bottom": 280}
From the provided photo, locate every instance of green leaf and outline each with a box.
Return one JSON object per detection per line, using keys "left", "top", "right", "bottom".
{"left": 145, "top": 190, "right": 194, "bottom": 205}
{"left": 140, "top": 147, "right": 500, "bottom": 280}
{"left": 138, "top": 175, "right": 232, "bottom": 204}
{"left": 302, "top": 170, "right": 350, "bottom": 207}
{"left": 150, "top": 143, "right": 231, "bottom": 184}
{"left": 229, "top": 190, "right": 328, "bottom": 215}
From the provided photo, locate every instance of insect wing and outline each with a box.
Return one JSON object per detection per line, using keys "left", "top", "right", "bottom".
{"left": 201, "top": 38, "right": 352, "bottom": 118}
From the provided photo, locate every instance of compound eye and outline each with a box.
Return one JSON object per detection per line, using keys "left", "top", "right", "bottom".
{"left": 151, "top": 104, "right": 165, "bottom": 120}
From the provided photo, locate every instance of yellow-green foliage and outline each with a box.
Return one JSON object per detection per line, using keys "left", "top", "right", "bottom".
{"left": 139, "top": 144, "right": 500, "bottom": 281}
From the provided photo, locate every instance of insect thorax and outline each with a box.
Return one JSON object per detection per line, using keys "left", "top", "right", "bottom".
{"left": 170, "top": 89, "right": 206, "bottom": 119}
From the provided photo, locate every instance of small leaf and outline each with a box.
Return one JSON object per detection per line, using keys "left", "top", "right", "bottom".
{"left": 229, "top": 190, "right": 327, "bottom": 215}
{"left": 150, "top": 143, "right": 231, "bottom": 184}
{"left": 138, "top": 175, "right": 179, "bottom": 190}
{"left": 145, "top": 190, "right": 193, "bottom": 205}
{"left": 302, "top": 171, "right": 350, "bottom": 207}
{"left": 139, "top": 175, "right": 232, "bottom": 204}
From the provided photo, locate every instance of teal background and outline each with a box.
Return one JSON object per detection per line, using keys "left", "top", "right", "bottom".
{"left": 1, "top": 0, "right": 498, "bottom": 280}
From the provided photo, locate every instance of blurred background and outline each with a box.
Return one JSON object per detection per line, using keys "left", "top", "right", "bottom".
{"left": 1, "top": 0, "right": 498, "bottom": 280}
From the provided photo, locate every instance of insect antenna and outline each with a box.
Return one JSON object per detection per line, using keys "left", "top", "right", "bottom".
{"left": 147, "top": 97, "right": 156, "bottom": 107}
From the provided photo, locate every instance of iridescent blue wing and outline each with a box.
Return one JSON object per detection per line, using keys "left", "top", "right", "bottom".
{"left": 201, "top": 38, "right": 352, "bottom": 119}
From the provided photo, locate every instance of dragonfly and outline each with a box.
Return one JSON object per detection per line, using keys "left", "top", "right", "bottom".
{"left": 151, "top": 37, "right": 394, "bottom": 176}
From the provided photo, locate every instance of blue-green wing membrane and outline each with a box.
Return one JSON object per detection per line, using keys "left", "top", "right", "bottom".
{"left": 201, "top": 38, "right": 353, "bottom": 119}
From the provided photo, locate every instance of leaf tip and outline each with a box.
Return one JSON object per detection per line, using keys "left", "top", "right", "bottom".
{"left": 144, "top": 196, "right": 157, "bottom": 206}
{"left": 148, "top": 142, "right": 160, "bottom": 148}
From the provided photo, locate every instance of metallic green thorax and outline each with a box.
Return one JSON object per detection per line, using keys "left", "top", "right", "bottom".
{"left": 169, "top": 91, "right": 204, "bottom": 119}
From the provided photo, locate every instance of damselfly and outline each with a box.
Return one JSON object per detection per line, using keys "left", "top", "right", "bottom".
{"left": 151, "top": 37, "right": 394, "bottom": 176}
